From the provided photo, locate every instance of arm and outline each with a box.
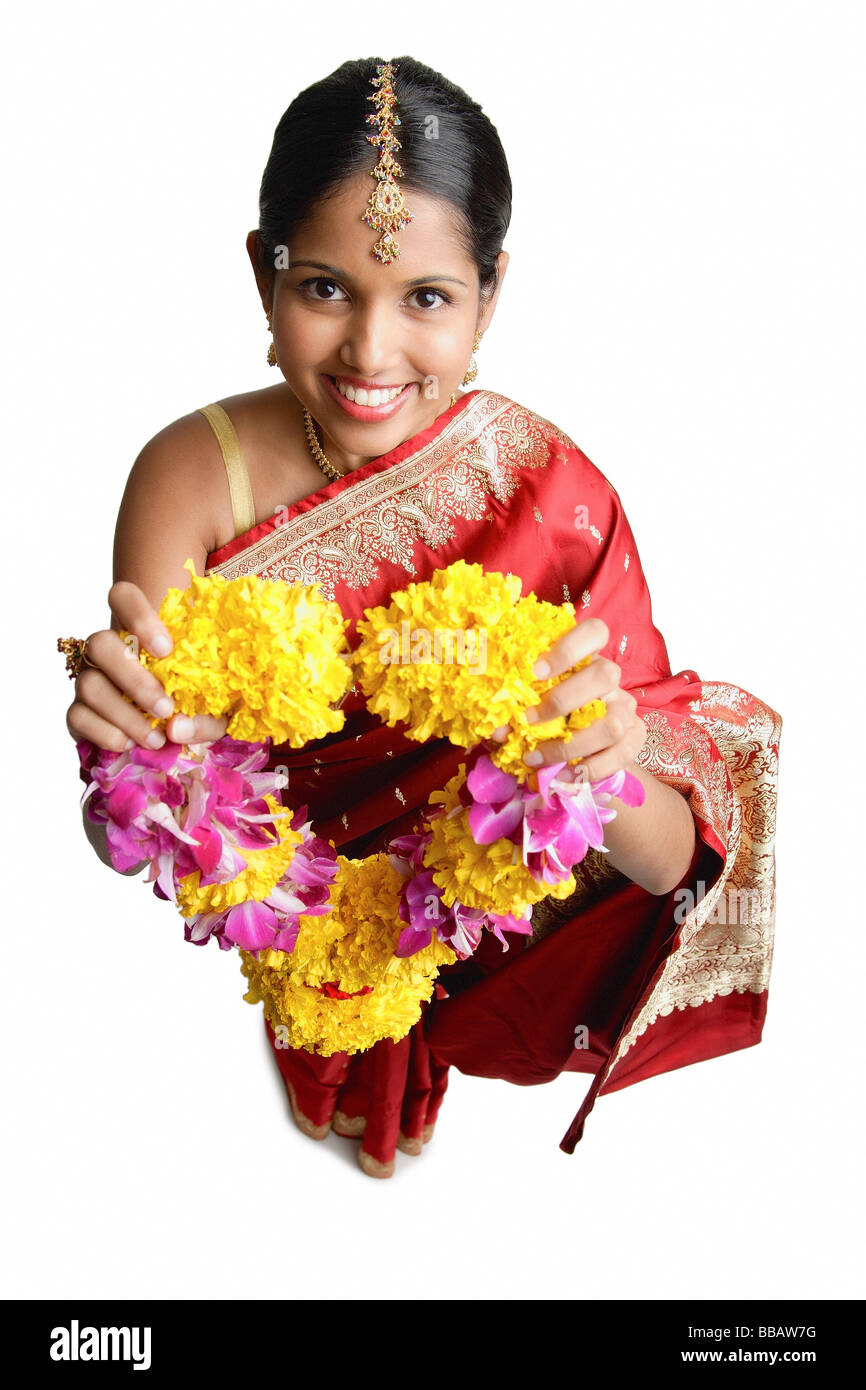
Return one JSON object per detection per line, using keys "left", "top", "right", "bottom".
{"left": 67, "top": 413, "right": 231, "bottom": 870}
{"left": 111, "top": 412, "right": 224, "bottom": 618}
{"left": 597, "top": 763, "right": 696, "bottom": 896}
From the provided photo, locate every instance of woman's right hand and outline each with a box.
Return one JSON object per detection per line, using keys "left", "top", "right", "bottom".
{"left": 65, "top": 580, "right": 228, "bottom": 753}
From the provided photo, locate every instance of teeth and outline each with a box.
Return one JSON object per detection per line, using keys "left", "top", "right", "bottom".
{"left": 335, "top": 379, "right": 406, "bottom": 406}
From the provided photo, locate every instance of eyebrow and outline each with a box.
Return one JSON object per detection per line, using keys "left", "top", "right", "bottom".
{"left": 288, "top": 259, "right": 468, "bottom": 289}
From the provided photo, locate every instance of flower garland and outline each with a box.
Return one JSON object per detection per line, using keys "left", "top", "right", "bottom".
{"left": 240, "top": 855, "right": 456, "bottom": 1057}
{"left": 77, "top": 559, "right": 644, "bottom": 1056}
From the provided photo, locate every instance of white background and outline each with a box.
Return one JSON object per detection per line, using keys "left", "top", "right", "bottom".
{"left": 2, "top": 0, "right": 863, "bottom": 1300}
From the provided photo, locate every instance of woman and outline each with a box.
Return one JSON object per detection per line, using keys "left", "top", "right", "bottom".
{"left": 66, "top": 57, "right": 781, "bottom": 1179}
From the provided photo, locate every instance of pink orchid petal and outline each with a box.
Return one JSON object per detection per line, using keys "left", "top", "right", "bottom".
{"left": 266, "top": 886, "right": 306, "bottom": 915}
{"left": 549, "top": 816, "right": 589, "bottom": 865}
{"left": 191, "top": 824, "right": 223, "bottom": 876}
{"left": 222, "top": 900, "right": 277, "bottom": 950}
{"left": 534, "top": 761, "right": 567, "bottom": 804}
{"left": 271, "top": 921, "right": 301, "bottom": 952}
{"left": 596, "top": 769, "right": 646, "bottom": 807}
{"left": 466, "top": 753, "right": 519, "bottom": 804}
{"left": 396, "top": 924, "right": 433, "bottom": 957}
{"left": 104, "top": 781, "right": 146, "bottom": 830}
{"left": 467, "top": 795, "right": 525, "bottom": 845}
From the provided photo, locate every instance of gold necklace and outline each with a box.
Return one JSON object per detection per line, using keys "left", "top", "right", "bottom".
{"left": 303, "top": 409, "right": 346, "bottom": 481}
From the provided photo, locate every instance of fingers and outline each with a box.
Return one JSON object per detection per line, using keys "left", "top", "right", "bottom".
{"left": 66, "top": 584, "right": 234, "bottom": 756}
{"left": 70, "top": 612, "right": 230, "bottom": 753}
{"left": 66, "top": 696, "right": 136, "bottom": 754}
{"left": 68, "top": 687, "right": 230, "bottom": 755}
{"left": 523, "top": 695, "right": 645, "bottom": 775}
{"left": 532, "top": 617, "right": 610, "bottom": 680}
{"left": 568, "top": 716, "right": 647, "bottom": 782}
{"left": 108, "top": 581, "right": 174, "bottom": 659}
{"left": 84, "top": 627, "right": 175, "bottom": 722}
{"left": 165, "top": 712, "right": 229, "bottom": 745}
{"left": 69, "top": 666, "right": 168, "bottom": 751}
{"left": 489, "top": 648, "right": 624, "bottom": 746}
{"left": 526, "top": 655, "right": 623, "bottom": 726}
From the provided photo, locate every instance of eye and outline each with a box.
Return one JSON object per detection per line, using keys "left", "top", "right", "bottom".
{"left": 408, "top": 287, "right": 450, "bottom": 311}
{"left": 300, "top": 277, "right": 348, "bottom": 301}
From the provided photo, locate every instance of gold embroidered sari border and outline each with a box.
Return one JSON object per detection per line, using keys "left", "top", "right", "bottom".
{"left": 206, "top": 391, "right": 517, "bottom": 578}
{"left": 610, "top": 687, "right": 781, "bottom": 1067}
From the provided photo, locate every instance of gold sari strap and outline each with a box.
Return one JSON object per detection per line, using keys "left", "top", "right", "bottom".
{"left": 197, "top": 403, "right": 256, "bottom": 539}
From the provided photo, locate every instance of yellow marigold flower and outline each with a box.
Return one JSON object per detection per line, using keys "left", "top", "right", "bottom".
{"left": 490, "top": 676, "right": 607, "bottom": 779}
{"left": 239, "top": 855, "right": 455, "bottom": 1055}
{"left": 242, "top": 959, "right": 444, "bottom": 1057}
{"left": 176, "top": 794, "right": 302, "bottom": 917}
{"left": 352, "top": 560, "right": 605, "bottom": 754}
{"left": 424, "top": 766, "right": 577, "bottom": 917}
{"left": 125, "top": 559, "right": 352, "bottom": 746}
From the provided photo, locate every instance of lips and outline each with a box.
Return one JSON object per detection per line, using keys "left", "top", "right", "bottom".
{"left": 322, "top": 374, "right": 417, "bottom": 422}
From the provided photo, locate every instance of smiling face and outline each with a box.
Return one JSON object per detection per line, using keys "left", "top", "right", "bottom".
{"left": 248, "top": 171, "right": 508, "bottom": 474}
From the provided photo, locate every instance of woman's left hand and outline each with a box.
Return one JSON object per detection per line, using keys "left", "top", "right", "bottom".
{"left": 490, "top": 617, "right": 647, "bottom": 781}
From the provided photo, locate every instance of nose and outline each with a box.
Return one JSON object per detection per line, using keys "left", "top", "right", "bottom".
{"left": 338, "top": 300, "right": 403, "bottom": 379}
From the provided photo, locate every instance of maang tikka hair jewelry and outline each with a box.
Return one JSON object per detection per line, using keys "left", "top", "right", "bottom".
{"left": 363, "top": 61, "right": 413, "bottom": 265}
{"left": 299, "top": 65, "right": 420, "bottom": 476}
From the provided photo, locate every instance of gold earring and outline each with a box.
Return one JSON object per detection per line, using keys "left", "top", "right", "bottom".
{"left": 266, "top": 311, "right": 277, "bottom": 367}
{"left": 461, "top": 330, "right": 483, "bottom": 387}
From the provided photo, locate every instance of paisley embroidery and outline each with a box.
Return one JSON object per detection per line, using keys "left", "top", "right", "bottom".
{"left": 610, "top": 685, "right": 780, "bottom": 1065}
{"left": 525, "top": 686, "right": 779, "bottom": 1083}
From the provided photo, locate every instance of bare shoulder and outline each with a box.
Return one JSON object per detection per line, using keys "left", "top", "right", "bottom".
{"left": 112, "top": 400, "right": 256, "bottom": 609}
{"left": 113, "top": 385, "right": 315, "bottom": 608}
{"left": 115, "top": 406, "right": 229, "bottom": 571}
{"left": 211, "top": 383, "right": 318, "bottom": 525}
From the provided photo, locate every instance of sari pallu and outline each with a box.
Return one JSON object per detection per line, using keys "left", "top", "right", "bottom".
{"left": 204, "top": 388, "right": 782, "bottom": 1166}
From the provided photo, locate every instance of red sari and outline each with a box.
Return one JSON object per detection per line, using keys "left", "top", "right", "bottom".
{"left": 203, "top": 389, "right": 782, "bottom": 1171}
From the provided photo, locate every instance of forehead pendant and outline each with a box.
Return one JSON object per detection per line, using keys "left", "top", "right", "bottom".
{"left": 362, "top": 61, "right": 414, "bottom": 265}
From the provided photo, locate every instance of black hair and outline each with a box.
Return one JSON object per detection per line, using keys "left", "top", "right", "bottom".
{"left": 256, "top": 56, "right": 512, "bottom": 299}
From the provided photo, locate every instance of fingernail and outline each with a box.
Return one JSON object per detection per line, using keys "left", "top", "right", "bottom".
{"left": 523, "top": 750, "right": 543, "bottom": 767}
{"left": 171, "top": 717, "right": 195, "bottom": 741}
{"left": 525, "top": 707, "right": 539, "bottom": 724}
{"left": 123, "top": 737, "right": 135, "bottom": 750}
{"left": 150, "top": 631, "right": 172, "bottom": 657}
{"left": 146, "top": 730, "right": 165, "bottom": 749}
{"left": 153, "top": 696, "right": 174, "bottom": 717}
{"left": 532, "top": 660, "right": 550, "bottom": 679}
